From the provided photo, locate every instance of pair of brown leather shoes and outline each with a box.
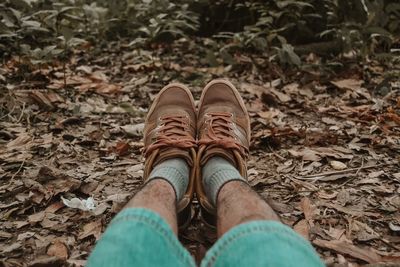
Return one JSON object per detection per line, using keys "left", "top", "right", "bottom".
{"left": 142, "top": 79, "right": 250, "bottom": 228}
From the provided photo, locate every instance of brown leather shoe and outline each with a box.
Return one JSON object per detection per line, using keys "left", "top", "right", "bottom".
{"left": 195, "top": 79, "right": 251, "bottom": 226}
{"left": 143, "top": 83, "right": 197, "bottom": 228}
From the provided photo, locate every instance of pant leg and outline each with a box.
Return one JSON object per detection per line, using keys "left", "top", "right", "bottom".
{"left": 201, "top": 221, "right": 324, "bottom": 267}
{"left": 87, "top": 208, "right": 195, "bottom": 267}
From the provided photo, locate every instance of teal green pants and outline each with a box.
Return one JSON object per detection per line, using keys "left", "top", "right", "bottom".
{"left": 87, "top": 208, "right": 324, "bottom": 267}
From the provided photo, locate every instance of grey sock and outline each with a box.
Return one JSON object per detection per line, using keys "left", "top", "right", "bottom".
{"left": 202, "top": 156, "right": 246, "bottom": 206}
{"left": 148, "top": 158, "right": 189, "bottom": 201}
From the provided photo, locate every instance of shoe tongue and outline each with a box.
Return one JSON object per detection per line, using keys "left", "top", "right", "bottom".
{"left": 153, "top": 147, "right": 193, "bottom": 167}
{"left": 200, "top": 147, "right": 237, "bottom": 167}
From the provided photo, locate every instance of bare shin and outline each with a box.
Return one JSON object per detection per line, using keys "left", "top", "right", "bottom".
{"left": 124, "top": 179, "right": 178, "bottom": 234}
{"left": 216, "top": 181, "right": 280, "bottom": 237}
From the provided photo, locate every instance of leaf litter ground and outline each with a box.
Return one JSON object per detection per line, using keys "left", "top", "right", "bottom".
{"left": 0, "top": 39, "right": 399, "bottom": 266}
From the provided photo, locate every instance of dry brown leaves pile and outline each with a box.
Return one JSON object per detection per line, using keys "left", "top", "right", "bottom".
{"left": 0, "top": 40, "right": 399, "bottom": 267}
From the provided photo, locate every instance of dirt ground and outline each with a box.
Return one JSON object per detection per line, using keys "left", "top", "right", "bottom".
{"left": 1, "top": 39, "right": 399, "bottom": 266}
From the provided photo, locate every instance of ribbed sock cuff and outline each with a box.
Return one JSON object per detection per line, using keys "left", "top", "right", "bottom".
{"left": 148, "top": 158, "right": 189, "bottom": 201}
{"left": 202, "top": 157, "right": 246, "bottom": 206}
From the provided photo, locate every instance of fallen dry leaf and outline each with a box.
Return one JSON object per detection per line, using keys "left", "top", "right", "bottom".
{"left": 268, "top": 87, "right": 292, "bottom": 102}
{"left": 120, "top": 123, "right": 144, "bottom": 137}
{"left": 1, "top": 242, "right": 22, "bottom": 253}
{"left": 389, "top": 223, "right": 400, "bottom": 232}
{"left": 331, "top": 79, "right": 363, "bottom": 91}
{"left": 17, "top": 232, "right": 35, "bottom": 241}
{"left": 47, "top": 241, "right": 68, "bottom": 260}
{"left": 29, "top": 256, "right": 63, "bottom": 266}
{"left": 106, "top": 193, "right": 131, "bottom": 203}
{"left": 114, "top": 142, "right": 131, "bottom": 156}
{"left": 317, "top": 191, "right": 338, "bottom": 200}
{"left": 330, "top": 160, "right": 347, "bottom": 170}
{"left": 241, "top": 83, "right": 265, "bottom": 97}
{"left": 321, "top": 117, "right": 337, "bottom": 125}
{"left": 324, "top": 227, "right": 346, "bottom": 241}
{"left": 66, "top": 259, "right": 86, "bottom": 267}
{"left": 28, "top": 211, "right": 45, "bottom": 223}
{"left": 294, "top": 219, "right": 310, "bottom": 240}
{"left": 257, "top": 109, "right": 280, "bottom": 121}
{"left": 95, "top": 83, "right": 121, "bottom": 95}
{"left": 301, "top": 197, "right": 315, "bottom": 227}
{"left": 78, "top": 220, "right": 102, "bottom": 240}
{"left": 0, "top": 231, "right": 13, "bottom": 239}
{"left": 369, "top": 170, "right": 385, "bottom": 178}
{"left": 313, "top": 239, "right": 382, "bottom": 263}
{"left": 6, "top": 132, "right": 32, "bottom": 150}
{"left": 288, "top": 148, "right": 321, "bottom": 161}
{"left": 45, "top": 202, "right": 65, "bottom": 214}
{"left": 30, "top": 91, "right": 55, "bottom": 110}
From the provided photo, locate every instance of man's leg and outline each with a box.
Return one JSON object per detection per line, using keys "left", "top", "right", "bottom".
{"left": 87, "top": 83, "right": 198, "bottom": 267}
{"left": 200, "top": 158, "right": 324, "bottom": 267}
{"left": 196, "top": 80, "right": 324, "bottom": 267}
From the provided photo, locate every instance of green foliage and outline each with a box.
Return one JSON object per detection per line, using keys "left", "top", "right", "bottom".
{"left": 103, "top": 0, "right": 199, "bottom": 43}
{"left": 0, "top": 0, "right": 199, "bottom": 65}
{"left": 214, "top": 0, "right": 398, "bottom": 64}
{"left": 319, "top": 0, "right": 395, "bottom": 56}
{"left": 0, "top": 0, "right": 398, "bottom": 68}
{"left": 0, "top": 0, "right": 89, "bottom": 66}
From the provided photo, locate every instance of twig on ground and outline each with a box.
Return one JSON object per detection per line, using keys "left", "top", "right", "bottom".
{"left": 11, "top": 160, "right": 25, "bottom": 180}
{"left": 333, "top": 157, "right": 366, "bottom": 188}
{"left": 0, "top": 102, "right": 16, "bottom": 121}
{"left": 294, "top": 163, "right": 390, "bottom": 180}
{"left": 16, "top": 101, "right": 26, "bottom": 123}
{"left": 381, "top": 237, "right": 400, "bottom": 252}
{"left": 267, "top": 143, "right": 285, "bottom": 161}
{"left": 355, "top": 157, "right": 365, "bottom": 176}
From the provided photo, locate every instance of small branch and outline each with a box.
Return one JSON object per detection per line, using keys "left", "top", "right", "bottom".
{"left": 355, "top": 157, "right": 365, "bottom": 176}
{"left": 16, "top": 101, "right": 26, "bottom": 123}
{"left": 332, "top": 157, "right": 366, "bottom": 189}
{"left": 295, "top": 163, "right": 391, "bottom": 180}
{"left": 267, "top": 143, "right": 285, "bottom": 161}
{"left": 0, "top": 104, "right": 16, "bottom": 121}
{"left": 11, "top": 160, "right": 25, "bottom": 180}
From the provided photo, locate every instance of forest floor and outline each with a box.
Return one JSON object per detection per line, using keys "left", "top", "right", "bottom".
{"left": 1, "top": 39, "right": 400, "bottom": 267}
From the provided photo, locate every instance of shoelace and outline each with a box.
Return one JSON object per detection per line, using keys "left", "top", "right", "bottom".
{"left": 198, "top": 112, "right": 248, "bottom": 157}
{"left": 144, "top": 115, "right": 196, "bottom": 157}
